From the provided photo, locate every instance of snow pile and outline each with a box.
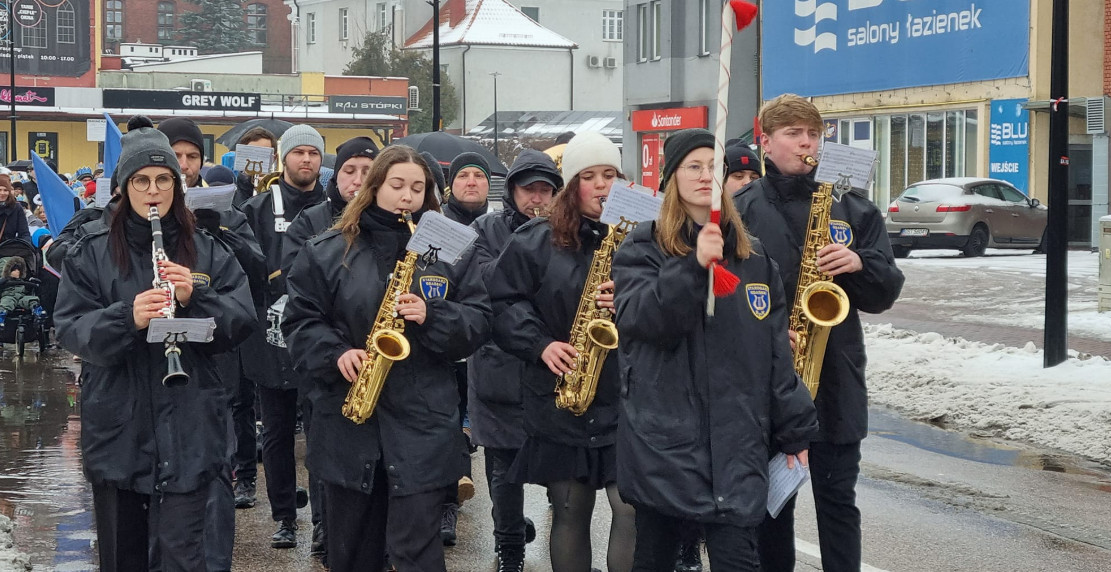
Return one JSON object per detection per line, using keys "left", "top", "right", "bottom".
{"left": 0, "top": 515, "right": 31, "bottom": 571}
{"left": 865, "top": 324, "right": 1111, "bottom": 466}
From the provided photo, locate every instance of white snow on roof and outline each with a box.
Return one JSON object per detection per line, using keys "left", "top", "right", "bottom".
{"left": 406, "top": 0, "right": 577, "bottom": 49}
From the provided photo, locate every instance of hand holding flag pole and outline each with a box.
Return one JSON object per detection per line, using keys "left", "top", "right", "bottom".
{"left": 707, "top": 0, "right": 758, "bottom": 317}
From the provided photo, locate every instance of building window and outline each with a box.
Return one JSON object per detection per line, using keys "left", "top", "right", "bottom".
{"left": 637, "top": 4, "right": 648, "bottom": 62}
{"left": 651, "top": 1, "right": 661, "bottom": 60}
{"left": 521, "top": 6, "right": 539, "bottom": 22}
{"left": 157, "top": 2, "right": 175, "bottom": 41}
{"left": 376, "top": 2, "right": 387, "bottom": 31}
{"left": 106, "top": 0, "right": 123, "bottom": 42}
{"left": 247, "top": 4, "right": 267, "bottom": 44}
{"left": 698, "top": 0, "right": 709, "bottom": 55}
{"left": 57, "top": 1, "right": 76, "bottom": 44}
{"left": 306, "top": 12, "right": 316, "bottom": 44}
{"left": 23, "top": 12, "right": 47, "bottom": 48}
{"left": 602, "top": 9, "right": 622, "bottom": 42}
{"left": 339, "top": 8, "right": 348, "bottom": 40}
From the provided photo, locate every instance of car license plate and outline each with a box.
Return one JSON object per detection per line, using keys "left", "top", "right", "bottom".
{"left": 900, "top": 228, "right": 929, "bottom": 237}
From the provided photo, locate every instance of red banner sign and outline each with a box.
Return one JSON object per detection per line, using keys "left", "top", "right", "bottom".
{"left": 631, "top": 106, "right": 708, "bottom": 132}
{"left": 640, "top": 133, "right": 661, "bottom": 190}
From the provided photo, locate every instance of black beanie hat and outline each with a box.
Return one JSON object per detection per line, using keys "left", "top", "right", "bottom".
{"left": 448, "top": 152, "right": 491, "bottom": 189}
{"left": 334, "top": 136, "right": 379, "bottom": 172}
{"left": 420, "top": 151, "right": 447, "bottom": 196}
{"left": 660, "top": 128, "right": 715, "bottom": 192}
{"left": 725, "top": 140, "right": 761, "bottom": 176}
{"left": 157, "top": 117, "right": 206, "bottom": 160}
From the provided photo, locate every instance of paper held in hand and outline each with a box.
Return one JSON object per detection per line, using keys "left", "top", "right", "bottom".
{"left": 146, "top": 317, "right": 217, "bottom": 344}
{"left": 599, "top": 180, "right": 663, "bottom": 226}
{"left": 233, "top": 144, "right": 275, "bottom": 175}
{"left": 814, "top": 142, "right": 878, "bottom": 193}
{"left": 406, "top": 211, "right": 479, "bottom": 266}
{"left": 184, "top": 184, "right": 237, "bottom": 212}
{"left": 94, "top": 177, "right": 112, "bottom": 208}
{"left": 767, "top": 452, "right": 810, "bottom": 519}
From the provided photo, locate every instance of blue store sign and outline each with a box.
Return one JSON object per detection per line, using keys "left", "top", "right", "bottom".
{"left": 988, "top": 98, "right": 1029, "bottom": 194}
{"left": 762, "top": 0, "right": 1029, "bottom": 99}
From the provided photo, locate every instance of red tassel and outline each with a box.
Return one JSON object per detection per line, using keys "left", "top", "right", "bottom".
{"left": 729, "top": 1, "right": 759, "bottom": 31}
{"left": 711, "top": 261, "right": 741, "bottom": 297}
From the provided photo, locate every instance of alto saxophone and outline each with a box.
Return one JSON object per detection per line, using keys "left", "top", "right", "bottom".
{"left": 342, "top": 211, "right": 418, "bottom": 424}
{"left": 555, "top": 217, "right": 637, "bottom": 415}
{"left": 790, "top": 155, "right": 850, "bottom": 399}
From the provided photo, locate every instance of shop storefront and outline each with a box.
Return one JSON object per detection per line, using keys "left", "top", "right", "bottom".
{"left": 630, "top": 106, "right": 708, "bottom": 190}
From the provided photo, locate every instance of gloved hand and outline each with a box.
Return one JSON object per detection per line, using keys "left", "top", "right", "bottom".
{"left": 194, "top": 208, "right": 222, "bottom": 235}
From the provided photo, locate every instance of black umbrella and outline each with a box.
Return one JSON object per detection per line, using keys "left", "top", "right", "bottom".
{"left": 391, "top": 131, "right": 508, "bottom": 177}
{"left": 216, "top": 118, "right": 295, "bottom": 148}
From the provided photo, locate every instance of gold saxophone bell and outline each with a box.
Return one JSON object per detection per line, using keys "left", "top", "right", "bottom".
{"left": 586, "top": 319, "right": 619, "bottom": 350}
{"left": 372, "top": 329, "right": 410, "bottom": 361}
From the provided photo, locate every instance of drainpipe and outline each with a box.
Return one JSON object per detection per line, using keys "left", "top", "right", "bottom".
{"left": 460, "top": 45, "right": 471, "bottom": 130}
{"left": 290, "top": 0, "right": 300, "bottom": 73}
{"left": 568, "top": 47, "right": 574, "bottom": 110}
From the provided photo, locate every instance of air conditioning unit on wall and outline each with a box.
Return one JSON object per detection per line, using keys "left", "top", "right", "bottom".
{"left": 587, "top": 55, "right": 601, "bottom": 68}
{"left": 603, "top": 57, "right": 617, "bottom": 69}
{"left": 191, "top": 79, "right": 212, "bottom": 92}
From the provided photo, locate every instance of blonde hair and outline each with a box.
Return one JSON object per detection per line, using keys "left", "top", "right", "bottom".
{"left": 654, "top": 177, "right": 751, "bottom": 260}
{"left": 759, "top": 94, "right": 823, "bottom": 136}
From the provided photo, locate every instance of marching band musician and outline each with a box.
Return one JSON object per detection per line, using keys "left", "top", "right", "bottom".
{"left": 733, "top": 95, "right": 904, "bottom": 572}
{"left": 281, "top": 146, "right": 490, "bottom": 572}
{"left": 612, "top": 129, "right": 818, "bottom": 572}
{"left": 53, "top": 124, "right": 256, "bottom": 571}
{"left": 467, "top": 148, "right": 563, "bottom": 571}
{"left": 487, "top": 132, "right": 636, "bottom": 572}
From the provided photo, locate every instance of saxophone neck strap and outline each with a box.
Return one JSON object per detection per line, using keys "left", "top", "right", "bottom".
{"left": 270, "top": 182, "right": 288, "bottom": 232}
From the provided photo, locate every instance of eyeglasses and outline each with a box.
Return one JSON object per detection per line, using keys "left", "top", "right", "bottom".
{"left": 129, "top": 174, "right": 176, "bottom": 192}
{"left": 680, "top": 163, "right": 718, "bottom": 180}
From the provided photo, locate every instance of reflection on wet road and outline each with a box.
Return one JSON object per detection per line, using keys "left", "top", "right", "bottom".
{"left": 0, "top": 352, "right": 96, "bottom": 572}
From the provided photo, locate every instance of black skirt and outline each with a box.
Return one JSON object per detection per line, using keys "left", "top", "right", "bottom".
{"left": 508, "top": 437, "right": 616, "bottom": 490}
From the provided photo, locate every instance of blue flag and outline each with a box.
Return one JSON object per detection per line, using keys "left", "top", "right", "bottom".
{"left": 31, "top": 151, "right": 78, "bottom": 236}
{"left": 102, "top": 113, "right": 123, "bottom": 181}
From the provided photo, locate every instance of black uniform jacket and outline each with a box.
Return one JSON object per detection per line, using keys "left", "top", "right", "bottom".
{"left": 733, "top": 161, "right": 904, "bottom": 443}
{"left": 239, "top": 178, "right": 324, "bottom": 388}
{"left": 442, "top": 195, "right": 488, "bottom": 226}
{"left": 612, "top": 222, "right": 818, "bottom": 525}
{"left": 54, "top": 215, "right": 256, "bottom": 495}
{"left": 280, "top": 182, "right": 345, "bottom": 278}
{"left": 0, "top": 203, "right": 30, "bottom": 243}
{"left": 487, "top": 216, "right": 619, "bottom": 449}
{"left": 46, "top": 201, "right": 114, "bottom": 270}
{"left": 466, "top": 184, "right": 535, "bottom": 449}
{"left": 281, "top": 207, "right": 491, "bottom": 496}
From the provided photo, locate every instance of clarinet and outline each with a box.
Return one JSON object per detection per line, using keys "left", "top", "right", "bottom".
{"left": 149, "top": 206, "right": 190, "bottom": 387}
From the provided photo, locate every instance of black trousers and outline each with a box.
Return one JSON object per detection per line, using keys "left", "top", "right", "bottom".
{"left": 92, "top": 484, "right": 208, "bottom": 572}
{"left": 324, "top": 467, "right": 453, "bottom": 572}
{"left": 203, "top": 411, "right": 236, "bottom": 572}
{"left": 631, "top": 505, "right": 758, "bottom": 572}
{"left": 484, "top": 446, "right": 526, "bottom": 546}
{"left": 757, "top": 441, "right": 862, "bottom": 572}
{"left": 231, "top": 371, "right": 258, "bottom": 482}
{"left": 259, "top": 385, "right": 299, "bottom": 521}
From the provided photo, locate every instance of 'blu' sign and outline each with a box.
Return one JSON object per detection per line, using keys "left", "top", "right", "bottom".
{"left": 988, "top": 98, "right": 1029, "bottom": 194}
{"left": 762, "top": 0, "right": 1029, "bottom": 99}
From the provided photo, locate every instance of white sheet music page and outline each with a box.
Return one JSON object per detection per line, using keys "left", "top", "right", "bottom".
{"left": 599, "top": 179, "right": 663, "bottom": 225}
{"left": 94, "top": 177, "right": 112, "bottom": 207}
{"left": 406, "top": 211, "right": 478, "bottom": 265}
{"left": 814, "top": 142, "right": 878, "bottom": 193}
{"left": 146, "top": 318, "right": 217, "bottom": 344}
{"left": 184, "top": 184, "right": 237, "bottom": 212}
{"left": 767, "top": 452, "right": 810, "bottom": 519}
{"left": 233, "top": 144, "right": 275, "bottom": 174}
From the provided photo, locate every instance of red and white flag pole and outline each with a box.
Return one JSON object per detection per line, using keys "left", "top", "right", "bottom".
{"left": 707, "top": 0, "right": 758, "bottom": 317}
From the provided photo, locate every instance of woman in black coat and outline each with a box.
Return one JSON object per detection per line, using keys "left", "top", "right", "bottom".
{"left": 53, "top": 125, "right": 256, "bottom": 572}
{"left": 612, "top": 129, "right": 818, "bottom": 571}
{"left": 0, "top": 178, "right": 30, "bottom": 243}
{"left": 281, "top": 145, "right": 490, "bottom": 572}
{"left": 487, "top": 132, "right": 635, "bottom": 572}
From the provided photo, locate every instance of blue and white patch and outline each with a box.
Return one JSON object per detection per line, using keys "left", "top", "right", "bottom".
{"left": 191, "top": 272, "right": 211, "bottom": 287}
{"left": 746, "top": 283, "right": 771, "bottom": 321}
{"left": 419, "top": 276, "right": 449, "bottom": 300}
{"left": 828, "top": 220, "right": 853, "bottom": 247}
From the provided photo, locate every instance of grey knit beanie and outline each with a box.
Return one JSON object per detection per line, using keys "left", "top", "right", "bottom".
{"left": 116, "top": 125, "right": 181, "bottom": 193}
{"left": 280, "top": 124, "right": 325, "bottom": 161}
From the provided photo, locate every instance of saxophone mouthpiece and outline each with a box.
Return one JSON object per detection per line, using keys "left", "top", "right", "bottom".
{"left": 799, "top": 155, "right": 819, "bottom": 167}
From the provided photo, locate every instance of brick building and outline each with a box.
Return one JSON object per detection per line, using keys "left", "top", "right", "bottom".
{"left": 104, "top": 0, "right": 293, "bottom": 73}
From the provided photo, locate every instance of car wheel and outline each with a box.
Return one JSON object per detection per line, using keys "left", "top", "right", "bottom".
{"left": 891, "top": 245, "right": 911, "bottom": 259}
{"left": 962, "top": 225, "right": 989, "bottom": 257}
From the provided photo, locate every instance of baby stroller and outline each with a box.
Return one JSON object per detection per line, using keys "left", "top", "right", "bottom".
{"left": 0, "top": 239, "right": 50, "bottom": 359}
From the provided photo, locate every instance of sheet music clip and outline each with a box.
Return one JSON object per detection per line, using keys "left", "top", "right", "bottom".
{"left": 419, "top": 244, "right": 441, "bottom": 269}
{"left": 145, "top": 318, "right": 218, "bottom": 344}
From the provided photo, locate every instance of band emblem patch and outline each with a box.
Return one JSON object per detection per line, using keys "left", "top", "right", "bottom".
{"left": 191, "top": 272, "right": 212, "bottom": 287}
{"left": 828, "top": 220, "right": 853, "bottom": 246}
{"left": 746, "top": 283, "right": 770, "bottom": 320}
{"left": 419, "top": 276, "right": 449, "bottom": 300}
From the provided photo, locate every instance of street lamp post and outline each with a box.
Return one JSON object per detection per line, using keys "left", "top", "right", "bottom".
{"left": 6, "top": 1, "right": 15, "bottom": 163}
{"left": 490, "top": 71, "right": 500, "bottom": 161}
{"left": 427, "top": 0, "right": 441, "bottom": 131}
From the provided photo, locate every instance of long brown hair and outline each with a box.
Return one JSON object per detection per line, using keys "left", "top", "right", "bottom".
{"left": 548, "top": 171, "right": 624, "bottom": 250}
{"left": 333, "top": 145, "right": 440, "bottom": 253}
{"left": 655, "top": 177, "right": 751, "bottom": 259}
{"left": 109, "top": 171, "right": 197, "bottom": 277}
